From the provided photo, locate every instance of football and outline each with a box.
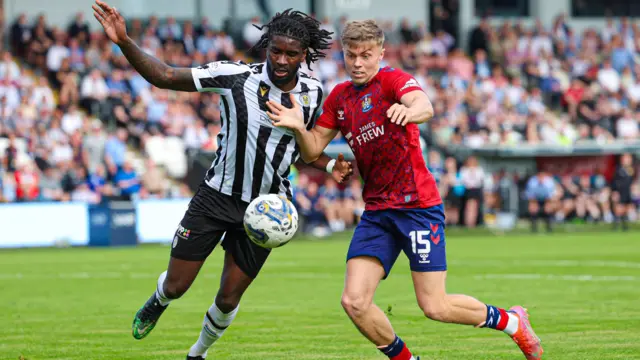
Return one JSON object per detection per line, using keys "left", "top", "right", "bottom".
{"left": 243, "top": 194, "right": 299, "bottom": 249}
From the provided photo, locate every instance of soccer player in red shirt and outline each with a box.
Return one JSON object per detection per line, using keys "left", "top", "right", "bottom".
{"left": 267, "top": 20, "right": 543, "bottom": 360}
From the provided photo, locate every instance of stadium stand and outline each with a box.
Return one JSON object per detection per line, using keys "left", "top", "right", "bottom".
{"left": 0, "top": 11, "right": 639, "bottom": 234}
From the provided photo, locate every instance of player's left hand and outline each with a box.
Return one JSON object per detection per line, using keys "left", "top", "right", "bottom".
{"left": 387, "top": 103, "right": 412, "bottom": 126}
{"left": 332, "top": 153, "right": 354, "bottom": 184}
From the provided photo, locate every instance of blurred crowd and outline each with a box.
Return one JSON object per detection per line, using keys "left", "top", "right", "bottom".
{"left": 0, "top": 10, "right": 639, "bottom": 231}
{"left": 428, "top": 151, "right": 640, "bottom": 232}
{"left": 2, "top": 12, "right": 213, "bottom": 202}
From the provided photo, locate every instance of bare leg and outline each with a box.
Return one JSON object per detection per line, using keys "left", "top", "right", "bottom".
{"left": 341, "top": 256, "right": 395, "bottom": 346}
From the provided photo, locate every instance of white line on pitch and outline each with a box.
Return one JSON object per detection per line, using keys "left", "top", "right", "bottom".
{"left": 450, "top": 260, "right": 640, "bottom": 269}
{"left": 474, "top": 274, "right": 638, "bottom": 282}
{"left": 0, "top": 272, "right": 334, "bottom": 280}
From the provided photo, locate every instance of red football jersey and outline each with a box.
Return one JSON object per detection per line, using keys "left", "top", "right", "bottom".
{"left": 316, "top": 67, "right": 441, "bottom": 211}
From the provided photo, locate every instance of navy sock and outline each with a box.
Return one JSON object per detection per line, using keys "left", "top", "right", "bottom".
{"left": 482, "top": 305, "right": 508, "bottom": 331}
{"left": 379, "top": 335, "right": 404, "bottom": 357}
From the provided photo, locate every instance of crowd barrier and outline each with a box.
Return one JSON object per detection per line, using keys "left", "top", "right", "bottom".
{"left": 0, "top": 199, "right": 190, "bottom": 249}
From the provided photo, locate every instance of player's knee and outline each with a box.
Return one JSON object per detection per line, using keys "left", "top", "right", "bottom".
{"left": 341, "top": 292, "right": 371, "bottom": 319}
{"left": 163, "top": 279, "right": 191, "bottom": 299}
{"left": 215, "top": 292, "right": 241, "bottom": 313}
{"left": 419, "top": 299, "right": 449, "bottom": 322}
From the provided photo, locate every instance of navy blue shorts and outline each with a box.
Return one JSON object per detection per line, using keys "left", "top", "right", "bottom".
{"left": 346, "top": 205, "right": 447, "bottom": 278}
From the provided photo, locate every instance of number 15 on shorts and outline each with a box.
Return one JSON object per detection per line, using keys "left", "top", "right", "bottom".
{"left": 410, "top": 230, "right": 432, "bottom": 264}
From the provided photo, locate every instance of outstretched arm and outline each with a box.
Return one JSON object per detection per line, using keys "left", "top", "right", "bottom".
{"left": 117, "top": 38, "right": 196, "bottom": 91}
{"left": 92, "top": 0, "right": 196, "bottom": 92}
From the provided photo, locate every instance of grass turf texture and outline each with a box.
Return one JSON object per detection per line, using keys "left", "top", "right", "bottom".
{"left": 1, "top": 230, "right": 639, "bottom": 359}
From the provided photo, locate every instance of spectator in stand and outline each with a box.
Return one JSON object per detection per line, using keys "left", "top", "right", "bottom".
{"left": 15, "top": 161, "right": 40, "bottom": 202}
{"left": 427, "top": 150, "right": 445, "bottom": 188}
{"left": 0, "top": 52, "right": 21, "bottom": 82}
{"left": 158, "top": 16, "right": 182, "bottom": 43}
{"left": 140, "top": 159, "right": 166, "bottom": 198}
{"left": 468, "top": 17, "right": 489, "bottom": 57}
{"left": 80, "top": 69, "right": 109, "bottom": 115}
{"left": 83, "top": 119, "right": 107, "bottom": 172}
{"left": 67, "top": 12, "right": 90, "bottom": 45}
{"left": 318, "top": 177, "right": 345, "bottom": 233}
{"left": 525, "top": 170, "right": 557, "bottom": 232}
{"left": 577, "top": 174, "right": 602, "bottom": 222}
{"left": 46, "top": 30, "right": 70, "bottom": 79}
{"left": 4, "top": 134, "right": 18, "bottom": 172}
{"left": 38, "top": 166, "right": 64, "bottom": 202}
{"left": 88, "top": 163, "right": 107, "bottom": 194}
{"left": 612, "top": 153, "right": 636, "bottom": 231}
{"left": 9, "top": 14, "right": 32, "bottom": 59}
{"left": 295, "top": 176, "right": 327, "bottom": 235}
{"left": 616, "top": 109, "right": 639, "bottom": 140}
{"left": 556, "top": 175, "right": 580, "bottom": 223}
{"left": 342, "top": 179, "right": 364, "bottom": 228}
{"left": 32, "top": 76, "right": 55, "bottom": 111}
{"left": 114, "top": 159, "right": 140, "bottom": 201}
{"left": 442, "top": 156, "right": 463, "bottom": 226}
{"left": 459, "top": 156, "right": 485, "bottom": 227}
{"left": 104, "top": 128, "right": 127, "bottom": 169}
{"left": 1, "top": 167, "right": 17, "bottom": 202}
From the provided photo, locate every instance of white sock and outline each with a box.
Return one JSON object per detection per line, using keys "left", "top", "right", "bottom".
{"left": 154, "top": 271, "right": 172, "bottom": 306}
{"left": 504, "top": 312, "right": 519, "bottom": 336}
{"left": 188, "top": 300, "right": 239, "bottom": 357}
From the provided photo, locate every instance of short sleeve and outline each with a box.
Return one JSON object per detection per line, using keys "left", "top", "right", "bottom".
{"left": 388, "top": 69, "right": 424, "bottom": 101}
{"left": 315, "top": 87, "right": 340, "bottom": 130}
{"left": 191, "top": 61, "right": 249, "bottom": 93}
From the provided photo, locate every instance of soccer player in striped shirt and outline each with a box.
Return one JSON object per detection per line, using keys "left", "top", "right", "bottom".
{"left": 268, "top": 19, "right": 543, "bottom": 360}
{"left": 93, "top": 2, "right": 353, "bottom": 359}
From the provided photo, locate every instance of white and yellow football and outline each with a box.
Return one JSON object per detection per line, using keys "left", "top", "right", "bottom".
{"left": 243, "top": 194, "right": 299, "bottom": 249}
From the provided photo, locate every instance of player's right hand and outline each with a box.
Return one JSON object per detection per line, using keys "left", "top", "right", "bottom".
{"left": 266, "top": 93, "right": 305, "bottom": 131}
{"left": 93, "top": 0, "right": 128, "bottom": 45}
{"left": 332, "top": 153, "right": 354, "bottom": 184}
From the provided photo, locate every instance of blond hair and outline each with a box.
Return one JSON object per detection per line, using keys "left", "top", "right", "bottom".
{"left": 341, "top": 20, "right": 385, "bottom": 47}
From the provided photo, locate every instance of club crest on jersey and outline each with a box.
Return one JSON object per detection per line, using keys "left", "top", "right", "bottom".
{"left": 337, "top": 109, "right": 345, "bottom": 121}
{"left": 361, "top": 94, "right": 373, "bottom": 113}
{"left": 259, "top": 86, "right": 268, "bottom": 97}
{"left": 300, "top": 92, "right": 310, "bottom": 106}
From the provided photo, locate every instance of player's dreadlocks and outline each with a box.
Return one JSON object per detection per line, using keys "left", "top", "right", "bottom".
{"left": 249, "top": 9, "right": 333, "bottom": 70}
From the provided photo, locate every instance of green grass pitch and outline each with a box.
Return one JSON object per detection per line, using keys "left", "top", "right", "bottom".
{"left": 1, "top": 230, "right": 639, "bottom": 359}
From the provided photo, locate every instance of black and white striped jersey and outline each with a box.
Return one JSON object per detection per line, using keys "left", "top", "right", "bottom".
{"left": 191, "top": 61, "right": 323, "bottom": 202}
